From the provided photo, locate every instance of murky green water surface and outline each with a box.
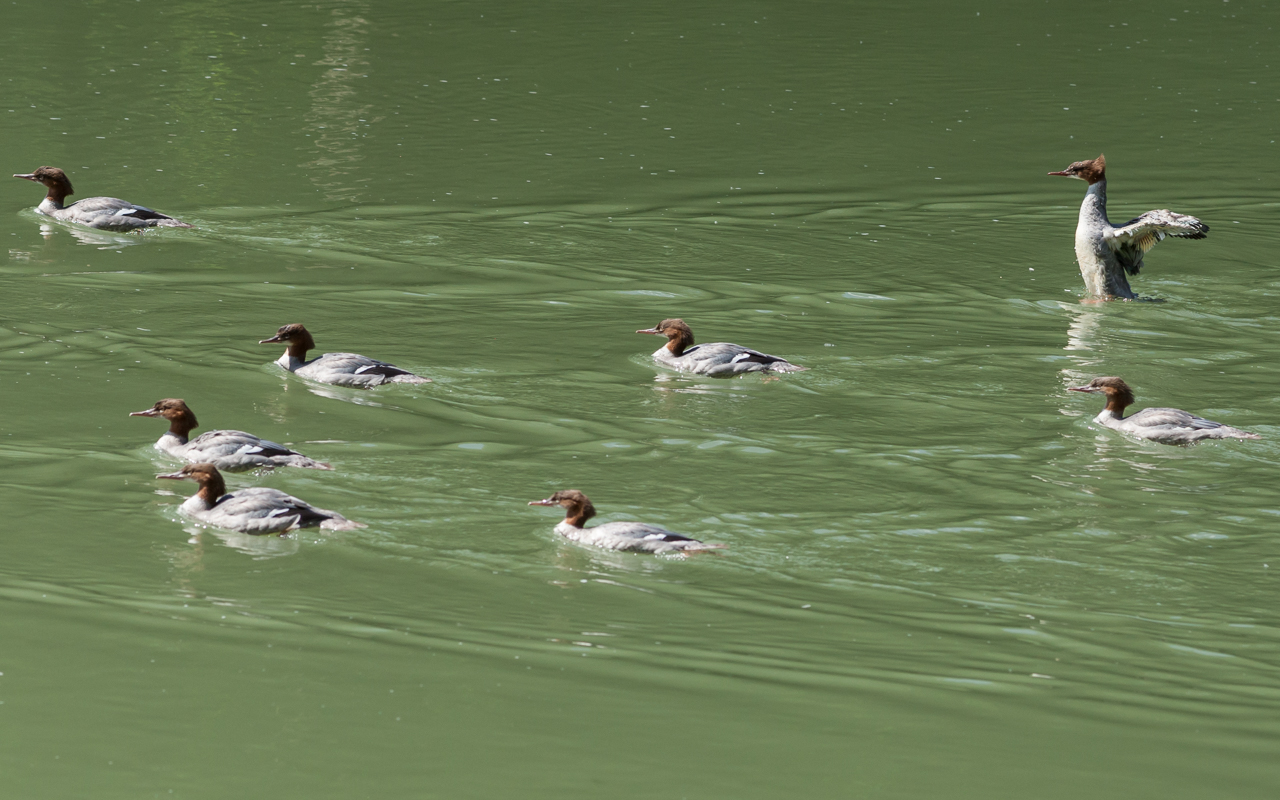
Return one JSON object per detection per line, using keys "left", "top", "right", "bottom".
{"left": 3, "top": 1, "right": 1280, "bottom": 796}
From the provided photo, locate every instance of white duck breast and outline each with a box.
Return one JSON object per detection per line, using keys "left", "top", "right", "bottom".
{"left": 652, "top": 341, "right": 804, "bottom": 376}
{"left": 555, "top": 520, "right": 715, "bottom": 553}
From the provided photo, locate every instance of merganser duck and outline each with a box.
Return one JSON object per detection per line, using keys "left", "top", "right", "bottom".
{"left": 1049, "top": 155, "right": 1208, "bottom": 299}
{"left": 131, "top": 398, "right": 331, "bottom": 471}
{"left": 528, "top": 490, "right": 724, "bottom": 553}
{"left": 1068, "top": 377, "right": 1259, "bottom": 444}
{"left": 636, "top": 318, "right": 806, "bottom": 376}
{"left": 157, "top": 463, "right": 364, "bottom": 533}
{"left": 259, "top": 324, "right": 430, "bottom": 387}
{"left": 14, "top": 166, "right": 193, "bottom": 231}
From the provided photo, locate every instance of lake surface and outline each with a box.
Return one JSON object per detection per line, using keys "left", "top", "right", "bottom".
{"left": 3, "top": 0, "right": 1279, "bottom": 796}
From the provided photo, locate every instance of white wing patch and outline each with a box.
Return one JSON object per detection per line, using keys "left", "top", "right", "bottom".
{"left": 1106, "top": 209, "right": 1209, "bottom": 253}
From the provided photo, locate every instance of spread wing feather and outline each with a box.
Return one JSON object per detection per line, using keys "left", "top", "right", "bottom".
{"left": 1105, "top": 210, "right": 1209, "bottom": 276}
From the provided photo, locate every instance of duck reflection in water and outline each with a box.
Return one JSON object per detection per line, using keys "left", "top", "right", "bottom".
{"left": 29, "top": 221, "right": 144, "bottom": 251}
{"left": 1060, "top": 304, "right": 1107, "bottom": 424}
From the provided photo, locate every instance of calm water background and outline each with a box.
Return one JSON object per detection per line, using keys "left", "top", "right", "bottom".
{"left": 2, "top": 0, "right": 1279, "bottom": 796}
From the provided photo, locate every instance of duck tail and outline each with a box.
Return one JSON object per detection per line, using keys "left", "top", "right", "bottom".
{"left": 769, "top": 363, "right": 808, "bottom": 373}
{"left": 289, "top": 456, "right": 334, "bottom": 470}
{"left": 320, "top": 516, "right": 367, "bottom": 531}
{"left": 680, "top": 542, "right": 727, "bottom": 554}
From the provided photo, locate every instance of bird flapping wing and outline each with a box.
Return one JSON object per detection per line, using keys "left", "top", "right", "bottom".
{"left": 1105, "top": 210, "right": 1209, "bottom": 275}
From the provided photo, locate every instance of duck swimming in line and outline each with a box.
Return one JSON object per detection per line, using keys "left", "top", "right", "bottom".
{"left": 1049, "top": 154, "right": 1208, "bottom": 299}
{"left": 260, "top": 324, "right": 430, "bottom": 388}
{"left": 636, "top": 318, "right": 806, "bottom": 376}
{"left": 157, "top": 463, "right": 364, "bottom": 533}
{"left": 14, "top": 166, "right": 193, "bottom": 231}
{"left": 528, "top": 490, "right": 724, "bottom": 553}
{"left": 131, "top": 398, "right": 331, "bottom": 471}
{"left": 1068, "top": 377, "right": 1259, "bottom": 445}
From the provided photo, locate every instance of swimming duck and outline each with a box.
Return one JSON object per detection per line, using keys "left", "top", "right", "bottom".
{"left": 1049, "top": 155, "right": 1208, "bottom": 299}
{"left": 528, "top": 490, "right": 723, "bottom": 553}
{"left": 259, "top": 324, "right": 430, "bottom": 387}
{"left": 14, "top": 166, "right": 192, "bottom": 231}
{"left": 636, "top": 318, "right": 806, "bottom": 376}
{"left": 131, "top": 398, "right": 331, "bottom": 471}
{"left": 157, "top": 463, "right": 364, "bottom": 533}
{"left": 1068, "top": 377, "right": 1259, "bottom": 444}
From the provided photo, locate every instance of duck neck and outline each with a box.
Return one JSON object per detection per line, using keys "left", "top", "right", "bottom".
{"left": 666, "top": 330, "right": 694, "bottom": 357}
{"left": 166, "top": 413, "right": 197, "bottom": 442}
{"left": 1081, "top": 180, "right": 1108, "bottom": 222}
{"left": 42, "top": 183, "right": 70, "bottom": 209}
{"left": 277, "top": 343, "right": 310, "bottom": 369}
{"left": 563, "top": 500, "right": 596, "bottom": 529}
{"left": 1103, "top": 392, "right": 1132, "bottom": 418}
{"left": 195, "top": 474, "right": 227, "bottom": 507}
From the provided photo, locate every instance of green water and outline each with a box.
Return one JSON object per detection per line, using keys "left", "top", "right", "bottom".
{"left": 3, "top": 0, "right": 1280, "bottom": 796}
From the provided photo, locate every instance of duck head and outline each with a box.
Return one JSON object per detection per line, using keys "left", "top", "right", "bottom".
{"left": 636, "top": 318, "right": 695, "bottom": 356}
{"left": 1049, "top": 154, "right": 1106, "bottom": 184}
{"left": 14, "top": 166, "right": 74, "bottom": 204}
{"left": 157, "top": 462, "right": 227, "bottom": 504}
{"left": 260, "top": 323, "right": 316, "bottom": 359}
{"left": 528, "top": 489, "right": 597, "bottom": 528}
{"left": 1069, "top": 376, "right": 1135, "bottom": 414}
{"left": 130, "top": 398, "right": 199, "bottom": 438}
